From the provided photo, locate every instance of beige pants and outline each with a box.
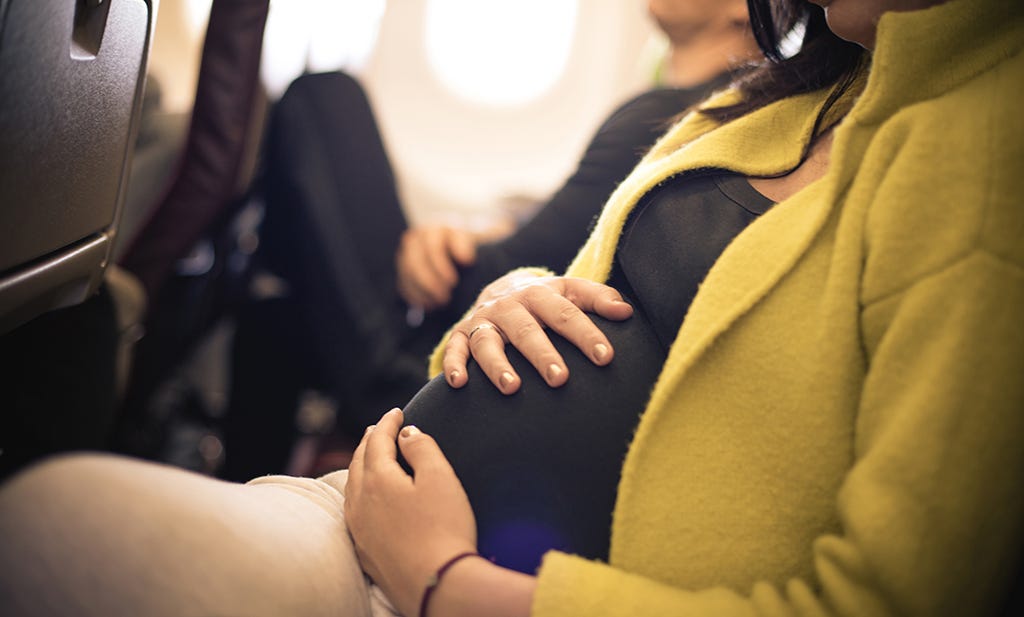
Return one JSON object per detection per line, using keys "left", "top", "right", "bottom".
{"left": 0, "top": 454, "right": 400, "bottom": 617}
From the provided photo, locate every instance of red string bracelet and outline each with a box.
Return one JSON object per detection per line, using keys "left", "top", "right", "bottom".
{"left": 419, "top": 551, "right": 482, "bottom": 617}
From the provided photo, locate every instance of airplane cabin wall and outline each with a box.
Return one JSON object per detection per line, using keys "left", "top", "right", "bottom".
{"left": 362, "top": 1, "right": 661, "bottom": 229}
{"left": 146, "top": 0, "right": 664, "bottom": 232}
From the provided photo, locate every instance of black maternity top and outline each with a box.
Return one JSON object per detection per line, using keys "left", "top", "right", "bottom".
{"left": 402, "top": 173, "right": 774, "bottom": 572}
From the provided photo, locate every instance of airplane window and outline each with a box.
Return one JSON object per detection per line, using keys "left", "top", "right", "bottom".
{"left": 425, "top": 0, "right": 579, "bottom": 107}
{"left": 261, "top": 0, "right": 386, "bottom": 98}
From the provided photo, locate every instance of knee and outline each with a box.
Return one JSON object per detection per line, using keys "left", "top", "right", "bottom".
{"left": 0, "top": 454, "right": 129, "bottom": 543}
{"left": 1, "top": 453, "right": 113, "bottom": 500}
{"left": 281, "top": 70, "right": 369, "bottom": 112}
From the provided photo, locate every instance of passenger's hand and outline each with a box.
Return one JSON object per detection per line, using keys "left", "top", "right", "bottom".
{"left": 345, "top": 408, "right": 477, "bottom": 617}
{"left": 396, "top": 225, "right": 478, "bottom": 310}
{"left": 442, "top": 272, "right": 633, "bottom": 394}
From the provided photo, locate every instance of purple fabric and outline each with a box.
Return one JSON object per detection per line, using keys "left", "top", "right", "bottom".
{"left": 120, "top": 0, "right": 269, "bottom": 303}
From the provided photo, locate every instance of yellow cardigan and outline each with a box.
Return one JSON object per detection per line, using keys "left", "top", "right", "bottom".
{"left": 431, "top": 0, "right": 1024, "bottom": 614}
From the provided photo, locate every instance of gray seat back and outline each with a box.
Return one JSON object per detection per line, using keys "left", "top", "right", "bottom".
{"left": 0, "top": 0, "right": 155, "bottom": 333}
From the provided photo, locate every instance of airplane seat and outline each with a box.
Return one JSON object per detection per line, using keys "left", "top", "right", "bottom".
{"left": 0, "top": 0, "right": 156, "bottom": 479}
{"left": 111, "top": 0, "right": 270, "bottom": 467}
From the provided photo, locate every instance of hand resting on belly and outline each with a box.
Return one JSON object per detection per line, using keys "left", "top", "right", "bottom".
{"left": 402, "top": 312, "right": 666, "bottom": 573}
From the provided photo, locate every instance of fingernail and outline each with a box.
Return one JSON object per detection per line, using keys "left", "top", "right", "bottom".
{"left": 500, "top": 371, "right": 515, "bottom": 390}
{"left": 386, "top": 407, "right": 402, "bottom": 417}
{"left": 546, "top": 364, "right": 563, "bottom": 382}
{"left": 594, "top": 343, "right": 609, "bottom": 362}
{"left": 365, "top": 425, "right": 376, "bottom": 435}
{"left": 448, "top": 370, "right": 461, "bottom": 385}
{"left": 400, "top": 425, "right": 421, "bottom": 438}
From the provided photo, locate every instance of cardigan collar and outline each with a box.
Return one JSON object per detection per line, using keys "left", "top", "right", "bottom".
{"left": 649, "top": 0, "right": 1024, "bottom": 178}
{"left": 854, "top": 0, "right": 1024, "bottom": 126}
{"left": 567, "top": 0, "right": 1022, "bottom": 286}
{"left": 564, "top": 86, "right": 828, "bottom": 283}
{"left": 638, "top": 0, "right": 1024, "bottom": 351}
{"left": 617, "top": 0, "right": 1024, "bottom": 395}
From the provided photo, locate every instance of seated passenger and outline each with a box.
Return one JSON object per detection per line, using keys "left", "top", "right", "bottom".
{"left": 222, "top": 0, "right": 764, "bottom": 480}
{"left": 1, "top": 1, "right": 1021, "bottom": 616}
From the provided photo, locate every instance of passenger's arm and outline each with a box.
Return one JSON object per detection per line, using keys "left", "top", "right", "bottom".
{"left": 440, "top": 270, "right": 633, "bottom": 394}
{"left": 345, "top": 409, "right": 535, "bottom": 617}
{"left": 445, "top": 90, "right": 700, "bottom": 317}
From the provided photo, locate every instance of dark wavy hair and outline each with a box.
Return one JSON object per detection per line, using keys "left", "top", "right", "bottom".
{"left": 703, "top": 0, "right": 866, "bottom": 140}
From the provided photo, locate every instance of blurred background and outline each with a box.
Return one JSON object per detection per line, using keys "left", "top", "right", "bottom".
{"left": 0, "top": 0, "right": 696, "bottom": 482}
{"left": 97, "top": 0, "right": 673, "bottom": 476}
{"left": 145, "top": 0, "right": 664, "bottom": 229}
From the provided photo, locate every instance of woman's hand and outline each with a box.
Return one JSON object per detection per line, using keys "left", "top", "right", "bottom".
{"left": 395, "top": 221, "right": 516, "bottom": 310}
{"left": 443, "top": 272, "right": 633, "bottom": 394}
{"left": 396, "top": 225, "right": 479, "bottom": 310}
{"left": 345, "top": 408, "right": 477, "bottom": 617}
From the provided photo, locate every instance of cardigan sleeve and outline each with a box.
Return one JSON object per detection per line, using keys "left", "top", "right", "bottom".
{"left": 826, "top": 250, "right": 1024, "bottom": 615}
{"left": 530, "top": 249, "right": 1024, "bottom": 617}
{"left": 531, "top": 51, "right": 1024, "bottom": 614}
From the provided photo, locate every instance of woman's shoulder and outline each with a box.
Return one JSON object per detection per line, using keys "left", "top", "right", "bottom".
{"left": 892, "top": 45, "right": 1023, "bottom": 135}
{"left": 860, "top": 51, "right": 1024, "bottom": 300}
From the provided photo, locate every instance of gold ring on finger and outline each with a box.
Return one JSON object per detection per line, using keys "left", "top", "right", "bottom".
{"left": 468, "top": 323, "right": 497, "bottom": 341}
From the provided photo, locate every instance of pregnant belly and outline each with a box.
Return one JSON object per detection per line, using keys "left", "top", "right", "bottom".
{"left": 402, "top": 313, "right": 666, "bottom": 573}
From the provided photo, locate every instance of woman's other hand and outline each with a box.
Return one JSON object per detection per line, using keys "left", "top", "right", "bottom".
{"left": 443, "top": 272, "right": 633, "bottom": 394}
{"left": 345, "top": 408, "right": 477, "bottom": 617}
{"left": 396, "top": 225, "right": 479, "bottom": 310}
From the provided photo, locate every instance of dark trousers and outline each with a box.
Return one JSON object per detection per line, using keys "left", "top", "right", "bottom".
{"left": 223, "top": 73, "right": 442, "bottom": 480}
{"left": 0, "top": 287, "right": 118, "bottom": 480}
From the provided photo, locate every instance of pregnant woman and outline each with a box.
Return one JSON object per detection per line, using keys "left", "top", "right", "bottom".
{"left": 400, "top": 173, "right": 775, "bottom": 573}
{"left": 1, "top": 0, "right": 1021, "bottom": 616}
